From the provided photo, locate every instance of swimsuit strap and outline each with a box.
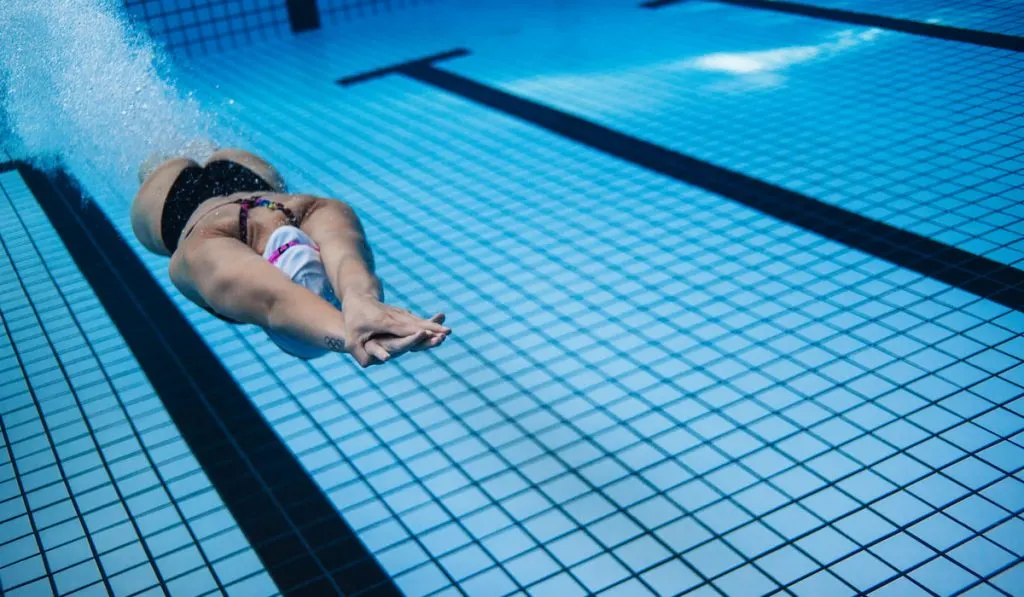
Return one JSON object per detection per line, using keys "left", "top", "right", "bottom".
{"left": 233, "top": 196, "right": 299, "bottom": 245}
{"left": 268, "top": 239, "right": 321, "bottom": 265}
{"left": 236, "top": 198, "right": 252, "bottom": 244}
{"left": 268, "top": 239, "right": 301, "bottom": 264}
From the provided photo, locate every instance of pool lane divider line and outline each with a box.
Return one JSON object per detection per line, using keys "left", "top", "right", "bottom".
{"left": 9, "top": 162, "right": 401, "bottom": 597}
{"left": 336, "top": 48, "right": 470, "bottom": 86}
{"left": 641, "top": 0, "right": 1024, "bottom": 52}
{"left": 338, "top": 51, "right": 1024, "bottom": 313}
{"left": 287, "top": 0, "right": 321, "bottom": 33}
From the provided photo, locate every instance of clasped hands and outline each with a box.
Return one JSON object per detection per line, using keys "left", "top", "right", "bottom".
{"left": 341, "top": 295, "right": 451, "bottom": 368}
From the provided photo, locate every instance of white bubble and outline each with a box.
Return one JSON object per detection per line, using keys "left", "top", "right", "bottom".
{"left": 0, "top": 0, "right": 236, "bottom": 201}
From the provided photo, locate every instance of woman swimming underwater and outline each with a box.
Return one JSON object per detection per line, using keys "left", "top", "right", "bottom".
{"left": 131, "top": 147, "right": 450, "bottom": 366}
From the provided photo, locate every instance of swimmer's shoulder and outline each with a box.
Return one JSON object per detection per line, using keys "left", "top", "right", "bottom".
{"left": 168, "top": 239, "right": 206, "bottom": 307}
{"left": 277, "top": 192, "right": 320, "bottom": 219}
{"left": 169, "top": 219, "right": 247, "bottom": 315}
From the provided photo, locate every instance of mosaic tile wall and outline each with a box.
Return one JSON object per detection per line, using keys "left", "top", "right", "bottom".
{"left": 123, "top": 0, "right": 437, "bottom": 56}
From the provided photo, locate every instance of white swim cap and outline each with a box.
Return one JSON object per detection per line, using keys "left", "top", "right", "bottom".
{"left": 262, "top": 226, "right": 340, "bottom": 359}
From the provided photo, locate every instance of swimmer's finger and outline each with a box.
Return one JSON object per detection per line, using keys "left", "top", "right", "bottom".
{"left": 391, "top": 307, "right": 449, "bottom": 331}
{"left": 387, "top": 315, "right": 447, "bottom": 337}
{"left": 411, "top": 312, "right": 450, "bottom": 334}
{"left": 426, "top": 313, "right": 450, "bottom": 334}
{"left": 349, "top": 344, "right": 375, "bottom": 368}
{"left": 410, "top": 333, "right": 445, "bottom": 352}
{"left": 379, "top": 330, "right": 427, "bottom": 356}
{"left": 365, "top": 341, "right": 392, "bottom": 363}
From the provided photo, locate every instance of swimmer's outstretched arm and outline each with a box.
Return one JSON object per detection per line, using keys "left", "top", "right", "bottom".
{"left": 299, "top": 196, "right": 383, "bottom": 303}
{"left": 300, "top": 196, "right": 451, "bottom": 363}
{"left": 170, "top": 233, "right": 447, "bottom": 366}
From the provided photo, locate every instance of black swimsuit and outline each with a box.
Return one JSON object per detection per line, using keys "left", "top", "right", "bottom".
{"left": 161, "top": 160, "right": 276, "bottom": 253}
{"left": 160, "top": 160, "right": 289, "bottom": 323}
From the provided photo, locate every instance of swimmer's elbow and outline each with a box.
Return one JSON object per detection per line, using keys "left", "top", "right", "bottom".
{"left": 203, "top": 268, "right": 280, "bottom": 326}
{"left": 303, "top": 195, "right": 358, "bottom": 222}
{"left": 181, "top": 237, "right": 288, "bottom": 325}
{"left": 261, "top": 291, "right": 292, "bottom": 331}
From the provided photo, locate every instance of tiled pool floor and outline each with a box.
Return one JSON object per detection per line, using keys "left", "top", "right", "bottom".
{"left": 2, "top": 0, "right": 1023, "bottom": 595}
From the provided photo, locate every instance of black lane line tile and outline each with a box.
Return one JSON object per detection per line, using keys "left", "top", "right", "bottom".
{"left": 641, "top": 0, "right": 1024, "bottom": 52}
{"left": 287, "top": 0, "right": 321, "bottom": 33}
{"left": 338, "top": 54, "right": 1024, "bottom": 314}
{"left": 12, "top": 162, "right": 402, "bottom": 597}
{"left": 337, "top": 48, "right": 471, "bottom": 86}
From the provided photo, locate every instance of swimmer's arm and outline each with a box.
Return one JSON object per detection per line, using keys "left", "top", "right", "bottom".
{"left": 171, "top": 236, "right": 353, "bottom": 357}
{"left": 299, "top": 196, "right": 384, "bottom": 302}
{"left": 173, "top": 236, "right": 444, "bottom": 365}
{"left": 301, "top": 197, "right": 450, "bottom": 358}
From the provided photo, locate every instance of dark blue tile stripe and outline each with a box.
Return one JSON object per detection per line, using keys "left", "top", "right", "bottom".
{"left": 338, "top": 52, "right": 1024, "bottom": 314}
{"left": 287, "top": 0, "right": 321, "bottom": 33}
{"left": 337, "top": 48, "right": 470, "bottom": 86}
{"left": 641, "top": 0, "right": 1024, "bottom": 52}
{"left": 9, "top": 162, "right": 402, "bottom": 597}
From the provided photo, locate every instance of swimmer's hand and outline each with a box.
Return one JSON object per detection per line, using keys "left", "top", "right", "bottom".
{"left": 341, "top": 296, "right": 451, "bottom": 368}
{"left": 367, "top": 314, "right": 448, "bottom": 361}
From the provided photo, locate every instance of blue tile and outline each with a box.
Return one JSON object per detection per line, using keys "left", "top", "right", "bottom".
{"left": 6, "top": 1, "right": 1024, "bottom": 594}
{"left": 910, "top": 556, "right": 981, "bottom": 595}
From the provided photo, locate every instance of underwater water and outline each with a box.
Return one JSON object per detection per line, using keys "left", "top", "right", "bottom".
{"left": 0, "top": 0, "right": 225, "bottom": 198}
{"left": 1, "top": 0, "right": 1023, "bottom": 596}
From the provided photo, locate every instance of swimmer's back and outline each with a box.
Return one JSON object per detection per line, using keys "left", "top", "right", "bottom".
{"left": 177, "top": 192, "right": 321, "bottom": 255}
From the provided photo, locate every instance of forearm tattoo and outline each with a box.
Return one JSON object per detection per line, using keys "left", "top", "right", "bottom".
{"left": 325, "top": 336, "right": 346, "bottom": 352}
